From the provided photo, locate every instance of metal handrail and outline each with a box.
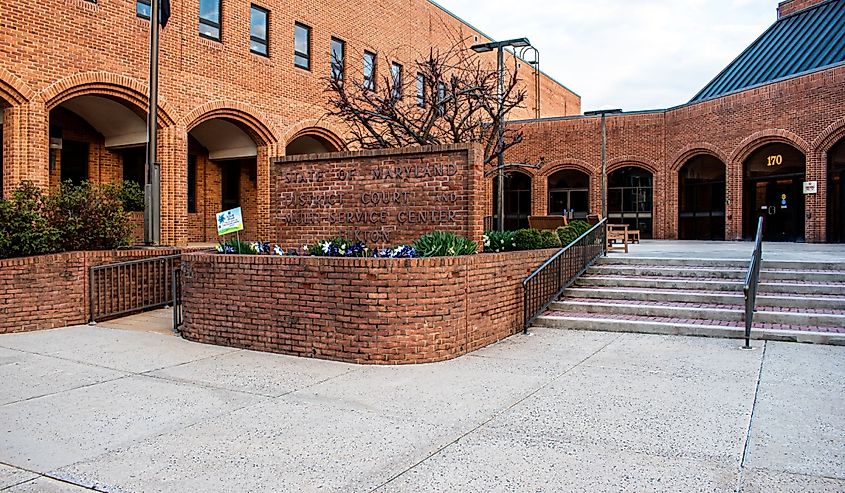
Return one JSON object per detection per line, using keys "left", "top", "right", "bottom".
{"left": 523, "top": 219, "right": 608, "bottom": 332}
{"left": 89, "top": 254, "right": 181, "bottom": 323}
{"left": 743, "top": 217, "right": 764, "bottom": 349}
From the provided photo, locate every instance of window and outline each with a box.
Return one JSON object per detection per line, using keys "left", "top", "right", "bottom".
{"left": 390, "top": 62, "right": 403, "bottom": 99}
{"left": 416, "top": 73, "right": 426, "bottom": 107}
{"left": 363, "top": 51, "right": 376, "bottom": 91}
{"left": 330, "top": 37, "right": 345, "bottom": 82}
{"left": 249, "top": 5, "right": 269, "bottom": 56}
{"left": 187, "top": 155, "right": 198, "bottom": 213}
{"left": 436, "top": 81, "right": 446, "bottom": 113}
{"left": 294, "top": 22, "right": 311, "bottom": 70}
{"left": 199, "top": 0, "right": 221, "bottom": 40}
{"left": 136, "top": 0, "right": 151, "bottom": 19}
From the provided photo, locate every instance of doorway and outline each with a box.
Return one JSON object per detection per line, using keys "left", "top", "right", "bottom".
{"left": 742, "top": 143, "right": 805, "bottom": 241}
{"left": 492, "top": 172, "right": 532, "bottom": 230}
{"left": 608, "top": 166, "right": 653, "bottom": 238}
{"left": 678, "top": 155, "right": 726, "bottom": 240}
{"left": 547, "top": 169, "right": 589, "bottom": 221}
{"left": 60, "top": 140, "right": 89, "bottom": 185}
{"left": 828, "top": 138, "right": 845, "bottom": 243}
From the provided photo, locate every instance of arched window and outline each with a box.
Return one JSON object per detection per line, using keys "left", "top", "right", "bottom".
{"left": 492, "top": 171, "right": 532, "bottom": 230}
{"left": 547, "top": 169, "right": 589, "bottom": 220}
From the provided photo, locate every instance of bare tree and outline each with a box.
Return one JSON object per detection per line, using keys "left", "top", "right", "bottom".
{"left": 325, "top": 39, "right": 527, "bottom": 166}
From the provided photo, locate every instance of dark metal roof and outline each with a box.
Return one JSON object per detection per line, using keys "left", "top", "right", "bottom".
{"left": 691, "top": 0, "right": 845, "bottom": 103}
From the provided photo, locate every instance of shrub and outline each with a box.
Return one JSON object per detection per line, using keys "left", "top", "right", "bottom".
{"left": 484, "top": 230, "right": 517, "bottom": 253}
{"left": 513, "top": 228, "right": 544, "bottom": 250}
{"left": 45, "top": 181, "right": 132, "bottom": 251}
{"left": 539, "top": 229, "right": 562, "bottom": 249}
{"left": 413, "top": 231, "right": 477, "bottom": 257}
{"left": 118, "top": 180, "right": 145, "bottom": 212}
{"left": 569, "top": 220, "right": 591, "bottom": 236}
{"left": 0, "top": 182, "right": 60, "bottom": 259}
{"left": 556, "top": 226, "right": 579, "bottom": 247}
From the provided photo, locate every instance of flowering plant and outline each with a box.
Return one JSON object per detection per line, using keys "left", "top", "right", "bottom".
{"left": 306, "top": 238, "right": 370, "bottom": 257}
{"left": 483, "top": 230, "right": 517, "bottom": 253}
{"left": 374, "top": 245, "right": 418, "bottom": 258}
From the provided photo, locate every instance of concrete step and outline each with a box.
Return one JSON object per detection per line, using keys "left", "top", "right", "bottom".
{"left": 595, "top": 256, "right": 844, "bottom": 272}
{"left": 575, "top": 276, "right": 845, "bottom": 296}
{"left": 587, "top": 265, "right": 845, "bottom": 283}
{"left": 563, "top": 287, "right": 845, "bottom": 311}
{"left": 532, "top": 313, "right": 845, "bottom": 346}
{"left": 551, "top": 300, "right": 845, "bottom": 327}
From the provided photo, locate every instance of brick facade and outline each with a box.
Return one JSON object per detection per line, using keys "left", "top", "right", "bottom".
{"left": 505, "top": 65, "right": 845, "bottom": 242}
{"left": 0, "top": 249, "right": 180, "bottom": 334}
{"left": 272, "top": 144, "right": 485, "bottom": 248}
{"left": 180, "top": 248, "right": 555, "bottom": 364}
{"left": 778, "top": 0, "right": 829, "bottom": 16}
{"left": 0, "top": 0, "right": 580, "bottom": 245}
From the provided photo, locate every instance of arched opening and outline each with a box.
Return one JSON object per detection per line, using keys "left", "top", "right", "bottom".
{"left": 48, "top": 95, "right": 148, "bottom": 192}
{"left": 828, "top": 138, "right": 845, "bottom": 243}
{"left": 492, "top": 171, "right": 532, "bottom": 230}
{"left": 547, "top": 169, "right": 589, "bottom": 220}
{"left": 608, "top": 166, "right": 654, "bottom": 238}
{"left": 742, "top": 142, "right": 806, "bottom": 241}
{"left": 285, "top": 133, "right": 341, "bottom": 155}
{"left": 678, "top": 155, "right": 726, "bottom": 240}
{"left": 187, "top": 118, "right": 262, "bottom": 242}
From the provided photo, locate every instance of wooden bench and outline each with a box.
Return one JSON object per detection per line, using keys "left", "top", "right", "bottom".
{"left": 606, "top": 223, "right": 629, "bottom": 253}
{"left": 528, "top": 215, "right": 568, "bottom": 231}
{"left": 628, "top": 229, "right": 640, "bottom": 244}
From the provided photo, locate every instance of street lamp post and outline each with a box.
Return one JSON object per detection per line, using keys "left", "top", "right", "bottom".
{"left": 471, "top": 37, "right": 531, "bottom": 232}
{"left": 584, "top": 108, "right": 622, "bottom": 220}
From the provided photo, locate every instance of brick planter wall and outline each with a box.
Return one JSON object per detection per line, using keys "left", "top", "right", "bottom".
{"left": 0, "top": 248, "right": 180, "bottom": 334}
{"left": 180, "top": 249, "right": 556, "bottom": 364}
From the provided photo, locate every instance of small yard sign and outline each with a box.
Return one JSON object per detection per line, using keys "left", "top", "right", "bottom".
{"left": 216, "top": 207, "right": 244, "bottom": 236}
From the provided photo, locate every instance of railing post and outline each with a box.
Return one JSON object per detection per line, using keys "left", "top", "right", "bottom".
{"left": 88, "top": 267, "right": 96, "bottom": 325}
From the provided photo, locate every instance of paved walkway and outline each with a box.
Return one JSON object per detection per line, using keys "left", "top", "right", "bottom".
{"left": 1, "top": 326, "right": 843, "bottom": 492}
{"left": 615, "top": 240, "right": 845, "bottom": 262}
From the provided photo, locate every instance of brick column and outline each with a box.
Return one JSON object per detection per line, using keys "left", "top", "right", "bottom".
{"left": 805, "top": 151, "right": 826, "bottom": 243}
{"left": 2, "top": 101, "right": 48, "bottom": 197}
{"left": 256, "top": 142, "right": 279, "bottom": 240}
{"left": 159, "top": 124, "right": 188, "bottom": 246}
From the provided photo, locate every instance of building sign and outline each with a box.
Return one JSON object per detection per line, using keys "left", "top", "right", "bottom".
{"left": 216, "top": 207, "right": 244, "bottom": 235}
{"left": 803, "top": 181, "right": 818, "bottom": 194}
{"left": 272, "top": 146, "right": 484, "bottom": 248}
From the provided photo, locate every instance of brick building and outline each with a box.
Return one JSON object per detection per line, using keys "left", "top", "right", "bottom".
{"left": 0, "top": 0, "right": 580, "bottom": 244}
{"left": 504, "top": 0, "right": 845, "bottom": 243}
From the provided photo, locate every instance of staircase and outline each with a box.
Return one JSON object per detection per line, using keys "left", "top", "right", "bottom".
{"left": 532, "top": 256, "right": 845, "bottom": 345}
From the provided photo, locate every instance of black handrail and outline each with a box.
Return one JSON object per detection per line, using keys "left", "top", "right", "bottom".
{"left": 523, "top": 219, "right": 608, "bottom": 332}
{"left": 743, "top": 216, "right": 764, "bottom": 349}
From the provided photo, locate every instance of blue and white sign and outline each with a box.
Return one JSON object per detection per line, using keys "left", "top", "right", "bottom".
{"left": 216, "top": 207, "right": 244, "bottom": 236}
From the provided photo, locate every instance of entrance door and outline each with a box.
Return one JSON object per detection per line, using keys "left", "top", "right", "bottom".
{"left": 828, "top": 138, "right": 845, "bottom": 243}
{"left": 547, "top": 169, "right": 590, "bottom": 221}
{"left": 748, "top": 178, "right": 804, "bottom": 241}
{"left": 743, "top": 143, "right": 805, "bottom": 241}
{"left": 60, "top": 140, "right": 89, "bottom": 184}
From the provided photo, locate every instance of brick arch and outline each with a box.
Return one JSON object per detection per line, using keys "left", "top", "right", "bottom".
{"left": 669, "top": 144, "right": 729, "bottom": 172}
{"left": 538, "top": 159, "right": 594, "bottom": 179}
{"left": 730, "top": 129, "right": 811, "bottom": 164}
{"left": 39, "top": 71, "right": 175, "bottom": 125}
{"left": 0, "top": 67, "right": 34, "bottom": 106}
{"left": 183, "top": 101, "right": 279, "bottom": 146}
{"left": 282, "top": 119, "right": 348, "bottom": 151}
{"left": 606, "top": 156, "right": 659, "bottom": 175}
{"left": 812, "top": 118, "right": 845, "bottom": 155}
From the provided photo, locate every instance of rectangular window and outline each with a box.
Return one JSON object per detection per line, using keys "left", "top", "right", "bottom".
{"left": 136, "top": 0, "right": 151, "bottom": 19}
{"left": 199, "top": 0, "right": 221, "bottom": 40}
{"left": 187, "top": 155, "right": 197, "bottom": 213}
{"left": 363, "top": 51, "right": 376, "bottom": 91}
{"left": 330, "top": 37, "right": 345, "bottom": 82}
{"left": 416, "top": 73, "right": 426, "bottom": 107}
{"left": 294, "top": 22, "right": 311, "bottom": 70}
{"left": 250, "top": 5, "right": 269, "bottom": 56}
{"left": 437, "top": 81, "right": 446, "bottom": 113}
{"left": 390, "top": 62, "right": 403, "bottom": 99}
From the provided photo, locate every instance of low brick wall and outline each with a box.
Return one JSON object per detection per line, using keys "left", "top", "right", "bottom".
{"left": 180, "top": 249, "right": 556, "bottom": 364}
{"left": 0, "top": 248, "right": 180, "bottom": 334}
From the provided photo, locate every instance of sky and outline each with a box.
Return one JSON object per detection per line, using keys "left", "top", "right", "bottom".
{"left": 434, "top": 0, "right": 777, "bottom": 112}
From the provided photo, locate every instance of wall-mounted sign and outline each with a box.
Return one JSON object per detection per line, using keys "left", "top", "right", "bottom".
{"left": 216, "top": 207, "right": 244, "bottom": 236}
{"left": 803, "top": 181, "right": 818, "bottom": 194}
{"left": 766, "top": 154, "right": 783, "bottom": 167}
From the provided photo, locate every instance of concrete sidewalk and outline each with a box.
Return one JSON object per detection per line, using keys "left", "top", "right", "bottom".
{"left": 614, "top": 239, "right": 845, "bottom": 262}
{"left": 0, "top": 325, "right": 843, "bottom": 492}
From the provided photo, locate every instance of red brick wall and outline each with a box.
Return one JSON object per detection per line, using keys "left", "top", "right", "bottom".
{"left": 272, "top": 144, "right": 485, "bottom": 248}
{"left": 778, "top": 0, "right": 828, "bottom": 17}
{"left": 0, "top": 248, "right": 180, "bottom": 334}
{"left": 507, "top": 66, "right": 845, "bottom": 242}
{"left": 180, "top": 248, "right": 555, "bottom": 364}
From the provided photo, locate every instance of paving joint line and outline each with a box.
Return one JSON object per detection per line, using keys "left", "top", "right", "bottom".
{"left": 736, "top": 340, "right": 768, "bottom": 493}
{"left": 368, "top": 332, "right": 625, "bottom": 492}
{"left": 0, "top": 374, "right": 133, "bottom": 408}
{"left": 0, "top": 461, "right": 99, "bottom": 492}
